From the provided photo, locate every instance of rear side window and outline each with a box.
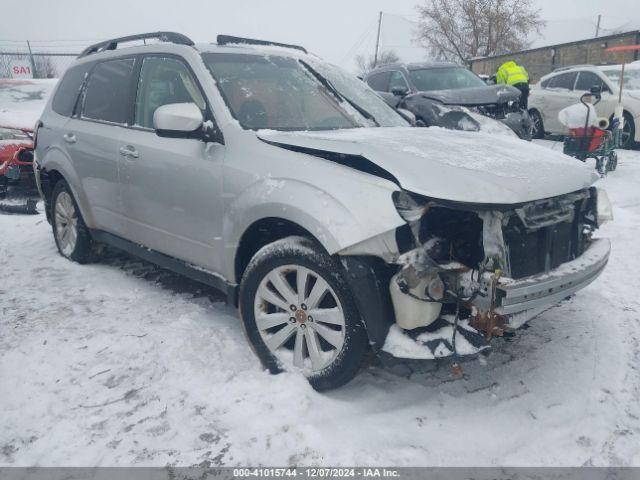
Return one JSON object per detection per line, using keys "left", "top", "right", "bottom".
{"left": 51, "top": 63, "right": 93, "bottom": 116}
{"left": 82, "top": 58, "right": 135, "bottom": 124}
{"left": 366, "top": 71, "right": 391, "bottom": 92}
{"left": 575, "top": 71, "right": 607, "bottom": 92}
{"left": 547, "top": 72, "right": 577, "bottom": 90}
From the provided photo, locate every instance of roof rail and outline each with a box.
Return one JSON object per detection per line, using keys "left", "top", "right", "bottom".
{"left": 216, "top": 35, "right": 307, "bottom": 54}
{"left": 79, "top": 31, "right": 194, "bottom": 58}
{"left": 553, "top": 64, "right": 595, "bottom": 72}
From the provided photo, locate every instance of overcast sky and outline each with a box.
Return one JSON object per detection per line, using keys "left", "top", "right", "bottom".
{"left": 2, "top": 0, "right": 639, "bottom": 72}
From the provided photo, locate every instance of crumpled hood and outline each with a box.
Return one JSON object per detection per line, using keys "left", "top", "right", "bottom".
{"left": 257, "top": 127, "right": 598, "bottom": 205}
{"left": 418, "top": 84, "right": 521, "bottom": 106}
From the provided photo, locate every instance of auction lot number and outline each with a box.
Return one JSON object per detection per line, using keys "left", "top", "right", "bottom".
{"left": 234, "top": 468, "right": 399, "bottom": 478}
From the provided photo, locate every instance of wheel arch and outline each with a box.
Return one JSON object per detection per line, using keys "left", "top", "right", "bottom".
{"left": 233, "top": 218, "right": 397, "bottom": 350}
{"left": 223, "top": 177, "right": 404, "bottom": 284}
{"left": 234, "top": 217, "right": 320, "bottom": 291}
{"left": 39, "top": 168, "right": 67, "bottom": 222}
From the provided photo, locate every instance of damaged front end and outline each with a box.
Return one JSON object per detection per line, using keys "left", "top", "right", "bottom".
{"left": 382, "top": 187, "right": 611, "bottom": 361}
{"left": 0, "top": 127, "right": 38, "bottom": 215}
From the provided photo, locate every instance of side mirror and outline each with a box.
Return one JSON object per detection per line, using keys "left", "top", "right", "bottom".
{"left": 391, "top": 86, "right": 409, "bottom": 97}
{"left": 154, "top": 103, "right": 204, "bottom": 139}
{"left": 396, "top": 108, "right": 416, "bottom": 126}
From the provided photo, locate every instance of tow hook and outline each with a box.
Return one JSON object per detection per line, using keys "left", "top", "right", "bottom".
{"left": 470, "top": 310, "right": 508, "bottom": 340}
{"left": 469, "top": 269, "right": 510, "bottom": 340}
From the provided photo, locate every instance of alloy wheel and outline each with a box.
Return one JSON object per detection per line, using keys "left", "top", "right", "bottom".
{"left": 54, "top": 191, "right": 79, "bottom": 257}
{"left": 254, "top": 264, "right": 346, "bottom": 373}
{"left": 530, "top": 111, "right": 543, "bottom": 138}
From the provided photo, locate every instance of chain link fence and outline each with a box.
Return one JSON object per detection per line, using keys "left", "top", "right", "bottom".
{"left": 0, "top": 51, "right": 77, "bottom": 79}
{"left": 0, "top": 40, "right": 83, "bottom": 78}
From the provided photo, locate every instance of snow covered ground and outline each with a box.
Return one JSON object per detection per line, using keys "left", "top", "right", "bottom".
{"left": 0, "top": 79, "right": 57, "bottom": 130}
{"left": 1, "top": 142, "right": 639, "bottom": 467}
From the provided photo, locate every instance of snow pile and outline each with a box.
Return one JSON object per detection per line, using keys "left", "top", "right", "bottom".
{"left": 0, "top": 79, "right": 57, "bottom": 130}
{"left": 383, "top": 322, "right": 486, "bottom": 360}
{"left": 558, "top": 102, "right": 599, "bottom": 129}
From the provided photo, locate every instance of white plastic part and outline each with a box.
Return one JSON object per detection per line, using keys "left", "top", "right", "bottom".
{"left": 389, "top": 273, "right": 442, "bottom": 330}
{"left": 558, "top": 103, "right": 598, "bottom": 129}
{"left": 614, "top": 105, "right": 625, "bottom": 129}
{"left": 596, "top": 187, "right": 614, "bottom": 226}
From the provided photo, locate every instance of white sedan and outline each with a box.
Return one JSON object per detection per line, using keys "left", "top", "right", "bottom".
{"left": 529, "top": 63, "right": 640, "bottom": 148}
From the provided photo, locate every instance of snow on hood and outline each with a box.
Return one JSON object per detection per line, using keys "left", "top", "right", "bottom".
{"left": 417, "top": 84, "right": 521, "bottom": 106}
{"left": 0, "top": 79, "right": 57, "bottom": 131}
{"left": 257, "top": 127, "right": 598, "bottom": 205}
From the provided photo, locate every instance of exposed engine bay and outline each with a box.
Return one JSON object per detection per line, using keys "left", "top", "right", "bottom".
{"left": 384, "top": 187, "right": 609, "bottom": 360}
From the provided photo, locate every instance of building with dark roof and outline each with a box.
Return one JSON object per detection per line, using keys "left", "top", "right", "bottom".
{"left": 469, "top": 30, "right": 640, "bottom": 82}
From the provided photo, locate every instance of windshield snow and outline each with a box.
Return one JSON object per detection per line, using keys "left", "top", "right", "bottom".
{"left": 409, "top": 67, "right": 486, "bottom": 91}
{"left": 307, "top": 60, "right": 407, "bottom": 128}
{"left": 202, "top": 53, "right": 406, "bottom": 131}
{"left": 601, "top": 67, "right": 640, "bottom": 91}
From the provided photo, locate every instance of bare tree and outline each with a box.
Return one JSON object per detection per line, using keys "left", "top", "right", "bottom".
{"left": 416, "top": 0, "right": 545, "bottom": 64}
{"left": 34, "top": 56, "right": 57, "bottom": 78}
{"left": 356, "top": 50, "right": 401, "bottom": 76}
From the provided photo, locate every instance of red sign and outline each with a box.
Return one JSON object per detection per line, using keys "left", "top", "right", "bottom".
{"left": 10, "top": 61, "right": 33, "bottom": 79}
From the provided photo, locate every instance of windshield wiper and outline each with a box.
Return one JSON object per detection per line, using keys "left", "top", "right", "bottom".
{"left": 299, "top": 60, "right": 380, "bottom": 127}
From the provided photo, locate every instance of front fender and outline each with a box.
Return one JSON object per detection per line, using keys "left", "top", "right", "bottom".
{"left": 223, "top": 176, "right": 404, "bottom": 282}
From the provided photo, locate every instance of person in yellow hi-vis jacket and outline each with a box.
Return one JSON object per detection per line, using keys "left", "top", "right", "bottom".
{"left": 496, "top": 60, "right": 530, "bottom": 109}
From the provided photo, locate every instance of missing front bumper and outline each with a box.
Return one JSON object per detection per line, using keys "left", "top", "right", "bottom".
{"left": 383, "top": 238, "right": 610, "bottom": 360}
{"left": 491, "top": 238, "right": 610, "bottom": 315}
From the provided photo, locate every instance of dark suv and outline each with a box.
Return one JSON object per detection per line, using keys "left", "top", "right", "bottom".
{"left": 365, "top": 62, "right": 532, "bottom": 139}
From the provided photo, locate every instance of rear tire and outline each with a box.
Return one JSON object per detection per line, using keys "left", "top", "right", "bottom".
{"left": 607, "top": 151, "right": 618, "bottom": 172}
{"left": 529, "top": 109, "right": 544, "bottom": 139}
{"left": 239, "top": 236, "right": 368, "bottom": 391}
{"left": 621, "top": 112, "right": 636, "bottom": 150}
{"left": 51, "top": 180, "right": 102, "bottom": 264}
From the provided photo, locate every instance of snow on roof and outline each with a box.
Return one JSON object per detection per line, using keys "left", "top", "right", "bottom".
{"left": 598, "top": 63, "right": 640, "bottom": 71}
{"left": 0, "top": 79, "right": 57, "bottom": 131}
{"left": 196, "top": 41, "right": 318, "bottom": 61}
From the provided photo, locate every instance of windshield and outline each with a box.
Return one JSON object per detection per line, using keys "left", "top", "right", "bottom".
{"left": 601, "top": 68, "right": 640, "bottom": 91}
{"left": 409, "top": 67, "right": 486, "bottom": 91}
{"left": 202, "top": 52, "right": 406, "bottom": 131}
{"left": 306, "top": 60, "right": 407, "bottom": 128}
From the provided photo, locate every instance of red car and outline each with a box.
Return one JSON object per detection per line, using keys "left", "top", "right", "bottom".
{"left": 0, "top": 126, "right": 34, "bottom": 192}
{"left": 0, "top": 79, "right": 56, "bottom": 212}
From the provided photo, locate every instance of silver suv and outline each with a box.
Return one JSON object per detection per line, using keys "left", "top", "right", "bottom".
{"left": 35, "top": 32, "right": 612, "bottom": 390}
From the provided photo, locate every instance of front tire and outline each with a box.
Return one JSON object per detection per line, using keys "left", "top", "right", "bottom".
{"left": 239, "top": 236, "right": 368, "bottom": 391}
{"left": 529, "top": 109, "right": 544, "bottom": 139}
{"left": 51, "top": 180, "right": 101, "bottom": 263}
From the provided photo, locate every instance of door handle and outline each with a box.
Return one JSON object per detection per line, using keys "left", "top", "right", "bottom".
{"left": 119, "top": 145, "right": 139, "bottom": 159}
{"left": 63, "top": 133, "right": 76, "bottom": 144}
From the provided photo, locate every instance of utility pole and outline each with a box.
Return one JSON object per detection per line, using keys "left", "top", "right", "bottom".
{"left": 595, "top": 14, "right": 601, "bottom": 37}
{"left": 26, "top": 40, "right": 38, "bottom": 78}
{"left": 373, "top": 11, "right": 383, "bottom": 68}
